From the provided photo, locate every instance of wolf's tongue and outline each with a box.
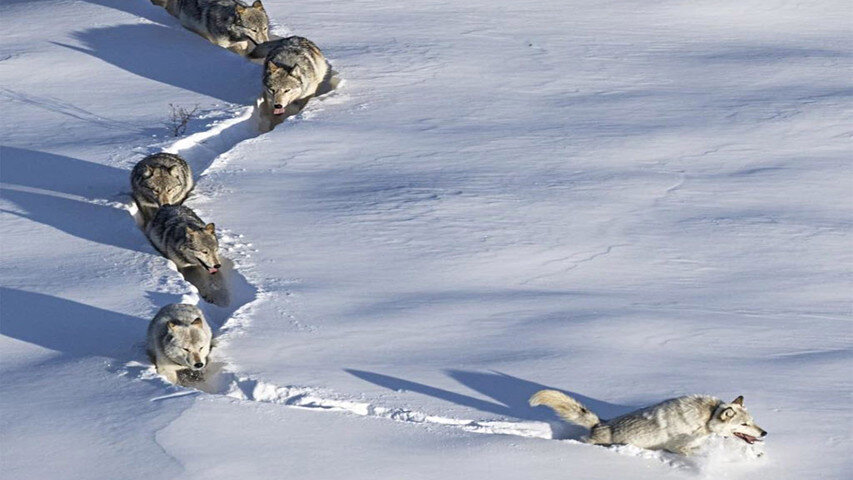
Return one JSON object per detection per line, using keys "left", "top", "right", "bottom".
{"left": 208, "top": 267, "right": 218, "bottom": 274}
{"left": 273, "top": 107, "right": 286, "bottom": 115}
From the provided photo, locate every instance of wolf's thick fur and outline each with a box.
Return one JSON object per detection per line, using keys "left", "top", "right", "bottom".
{"left": 153, "top": 0, "right": 269, "bottom": 55}
{"left": 130, "top": 153, "right": 193, "bottom": 224}
{"left": 530, "top": 390, "right": 767, "bottom": 455}
{"left": 146, "top": 303, "right": 213, "bottom": 384}
{"left": 146, "top": 204, "right": 223, "bottom": 274}
{"left": 251, "top": 36, "right": 328, "bottom": 131}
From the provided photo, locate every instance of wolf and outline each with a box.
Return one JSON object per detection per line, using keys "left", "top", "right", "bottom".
{"left": 153, "top": 0, "right": 270, "bottom": 55}
{"left": 146, "top": 303, "right": 213, "bottom": 385}
{"left": 250, "top": 36, "right": 329, "bottom": 131}
{"left": 146, "top": 204, "right": 222, "bottom": 275}
{"left": 530, "top": 390, "right": 767, "bottom": 455}
{"left": 130, "top": 153, "right": 193, "bottom": 224}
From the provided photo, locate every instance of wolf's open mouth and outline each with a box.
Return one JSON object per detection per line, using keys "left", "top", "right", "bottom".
{"left": 733, "top": 432, "right": 760, "bottom": 444}
{"left": 273, "top": 107, "right": 286, "bottom": 115}
{"left": 197, "top": 259, "right": 218, "bottom": 275}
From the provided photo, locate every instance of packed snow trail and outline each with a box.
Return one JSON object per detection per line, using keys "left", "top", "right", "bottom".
{"left": 117, "top": 63, "right": 580, "bottom": 456}
{"left": 114, "top": 47, "right": 763, "bottom": 476}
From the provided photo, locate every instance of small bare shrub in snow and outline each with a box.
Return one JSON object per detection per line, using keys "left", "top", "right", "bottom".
{"left": 166, "top": 103, "right": 199, "bottom": 137}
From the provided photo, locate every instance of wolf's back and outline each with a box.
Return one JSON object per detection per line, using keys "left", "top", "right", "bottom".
{"left": 529, "top": 389, "right": 601, "bottom": 429}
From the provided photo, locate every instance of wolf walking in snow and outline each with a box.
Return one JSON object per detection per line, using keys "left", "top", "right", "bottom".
{"left": 130, "top": 153, "right": 193, "bottom": 224}
{"left": 153, "top": 0, "right": 270, "bottom": 55}
{"left": 146, "top": 204, "right": 222, "bottom": 274}
{"left": 147, "top": 303, "right": 213, "bottom": 384}
{"left": 530, "top": 390, "right": 767, "bottom": 455}
{"left": 250, "top": 36, "right": 329, "bottom": 131}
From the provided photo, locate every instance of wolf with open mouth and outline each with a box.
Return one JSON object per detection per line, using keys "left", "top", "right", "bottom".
{"left": 530, "top": 390, "right": 767, "bottom": 455}
{"left": 146, "top": 204, "right": 223, "bottom": 275}
{"left": 252, "top": 36, "right": 329, "bottom": 131}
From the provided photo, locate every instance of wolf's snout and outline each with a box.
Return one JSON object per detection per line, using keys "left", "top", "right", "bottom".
{"left": 760, "top": 430, "right": 767, "bottom": 437}
{"left": 274, "top": 103, "right": 283, "bottom": 109}
{"left": 272, "top": 103, "right": 286, "bottom": 115}
{"left": 193, "top": 362, "right": 204, "bottom": 369}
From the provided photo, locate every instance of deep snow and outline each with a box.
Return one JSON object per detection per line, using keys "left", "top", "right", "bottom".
{"left": 1, "top": 0, "right": 851, "bottom": 479}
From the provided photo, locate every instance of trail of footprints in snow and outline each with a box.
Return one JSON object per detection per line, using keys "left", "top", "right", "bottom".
{"left": 124, "top": 79, "right": 561, "bottom": 446}
{"left": 113, "top": 0, "right": 564, "bottom": 454}
{"left": 115, "top": 5, "right": 580, "bottom": 453}
{"left": 116, "top": 3, "right": 712, "bottom": 472}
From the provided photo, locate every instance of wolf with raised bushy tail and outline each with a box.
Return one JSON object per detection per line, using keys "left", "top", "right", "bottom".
{"left": 147, "top": 303, "right": 213, "bottom": 385}
{"left": 146, "top": 204, "right": 222, "bottom": 274}
{"left": 130, "top": 153, "right": 193, "bottom": 224}
{"left": 152, "top": 0, "right": 269, "bottom": 55}
{"left": 530, "top": 390, "right": 767, "bottom": 455}
{"left": 250, "top": 36, "right": 329, "bottom": 131}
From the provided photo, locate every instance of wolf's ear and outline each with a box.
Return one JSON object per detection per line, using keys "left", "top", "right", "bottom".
{"left": 720, "top": 407, "right": 735, "bottom": 421}
{"left": 143, "top": 165, "right": 154, "bottom": 178}
{"left": 185, "top": 226, "right": 196, "bottom": 237}
{"left": 235, "top": 4, "right": 245, "bottom": 14}
{"left": 252, "top": 0, "right": 264, "bottom": 9}
{"left": 267, "top": 61, "right": 281, "bottom": 73}
{"left": 168, "top": 165, "right": 179, "bottom": 174}
{"left": 732, "top": 396, "right": 744, "bottom": 406}
{"left": 290, "top": 64, "right": 302, "bottom": 75}
{"left": 191, "top": 317, "right": 203, "bottom": 327}
{"left": 205, "top": 223, "right": 215, "bottom": 234}
{"left": 167, "top": 320, "right": 178, "bottom": 331}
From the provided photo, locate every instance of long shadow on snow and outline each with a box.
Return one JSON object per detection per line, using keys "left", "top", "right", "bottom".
{"left": 346, "top": 369, "right": 635, "bottom": 439}
{"left": 53, "top": 24, "right": 260, "bottom": 104}
{"left": 0, "top": 287, "right": 146, "bottom": 361}
{"left": 1, "top": 188, "right": 150, "bottom": 254}
{"left": 0, "top": 286, "right": 242, "bottom": 396}
{"left": 1, "top": 147, "right": 128, "bottom": 199}
{"left": 79, "top": 0, "right": 175, "bottom": 24}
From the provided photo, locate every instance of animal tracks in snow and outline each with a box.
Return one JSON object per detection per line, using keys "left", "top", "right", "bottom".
{"left": 107, "top": 9, "right": 764, "bottom": 476}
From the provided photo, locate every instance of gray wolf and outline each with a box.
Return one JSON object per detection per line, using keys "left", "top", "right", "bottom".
{"left": 146, "top": 303, "right": 213, "bottom": 384}
{"left": 146, "top": 204, "right": 222, "bottom": 274}
{"left": 130, "top": 153, "right": 193, "bottom": 223}
{"left": 250, "top": 36, "right": 329, "bottom": 131}
{"left": 530, "top": 390, "right": 767, "bottom": 455}
{"left": 153, "top": 0, "right": 270, "bottom": 55}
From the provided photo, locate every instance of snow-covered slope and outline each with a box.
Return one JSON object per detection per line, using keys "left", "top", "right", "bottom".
{"left": 1, "top": 0, "right": 850, "bottom": 479}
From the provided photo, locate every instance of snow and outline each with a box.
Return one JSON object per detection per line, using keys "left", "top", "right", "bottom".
{"left": 1, "top": 0, "right": 851, "bottom": 479}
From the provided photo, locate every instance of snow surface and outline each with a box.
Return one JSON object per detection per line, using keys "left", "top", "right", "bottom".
{"left": 1, "top": 0, "right": 851, "bottom": 478}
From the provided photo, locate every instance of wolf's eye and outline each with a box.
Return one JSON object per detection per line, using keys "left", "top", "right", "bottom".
{"left": 741, "top": 423, "right": 749, "bottom": 426}
{"left": 183, "top": 348, "right": 190, "bottom": 352}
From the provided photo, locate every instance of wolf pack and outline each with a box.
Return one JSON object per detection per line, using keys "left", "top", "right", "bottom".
{"left": 137, "top": 1, "right": 327, "bottom": 387}
{"left": 132, "top": 0, "right": 767, "bottom": 458}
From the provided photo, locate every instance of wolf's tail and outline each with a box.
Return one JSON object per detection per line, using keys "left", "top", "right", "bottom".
{"left": 529, "top": 390, "right": 601, "bottom": 429}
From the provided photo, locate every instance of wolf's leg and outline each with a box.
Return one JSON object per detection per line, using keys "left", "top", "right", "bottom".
{"left": 226, "top": 41, "right": 252, "bottom": 57}
{"left": 663, "top": 435, "right": 702, "bottom": 456}
{"left": 157, "top": 364, "right": 180, "bottom": 384}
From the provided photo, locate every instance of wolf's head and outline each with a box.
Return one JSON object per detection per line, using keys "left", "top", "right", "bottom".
{"left": 163, "top": 314, "right": 212, "bottom": 371}
{"left": 141, "top": 165, "right": 187, "bottom": 205}
{"left": 707, "top": 396, "right": 767, "bottom": 444}
{"left": 263, "top": 62, "right": 304, "bottom": 115}
{"left": 233, "top": 1, "right": 269, "bottom": 45}
{"left": 183, "top": 223, "right": 222, "bottom": 274}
